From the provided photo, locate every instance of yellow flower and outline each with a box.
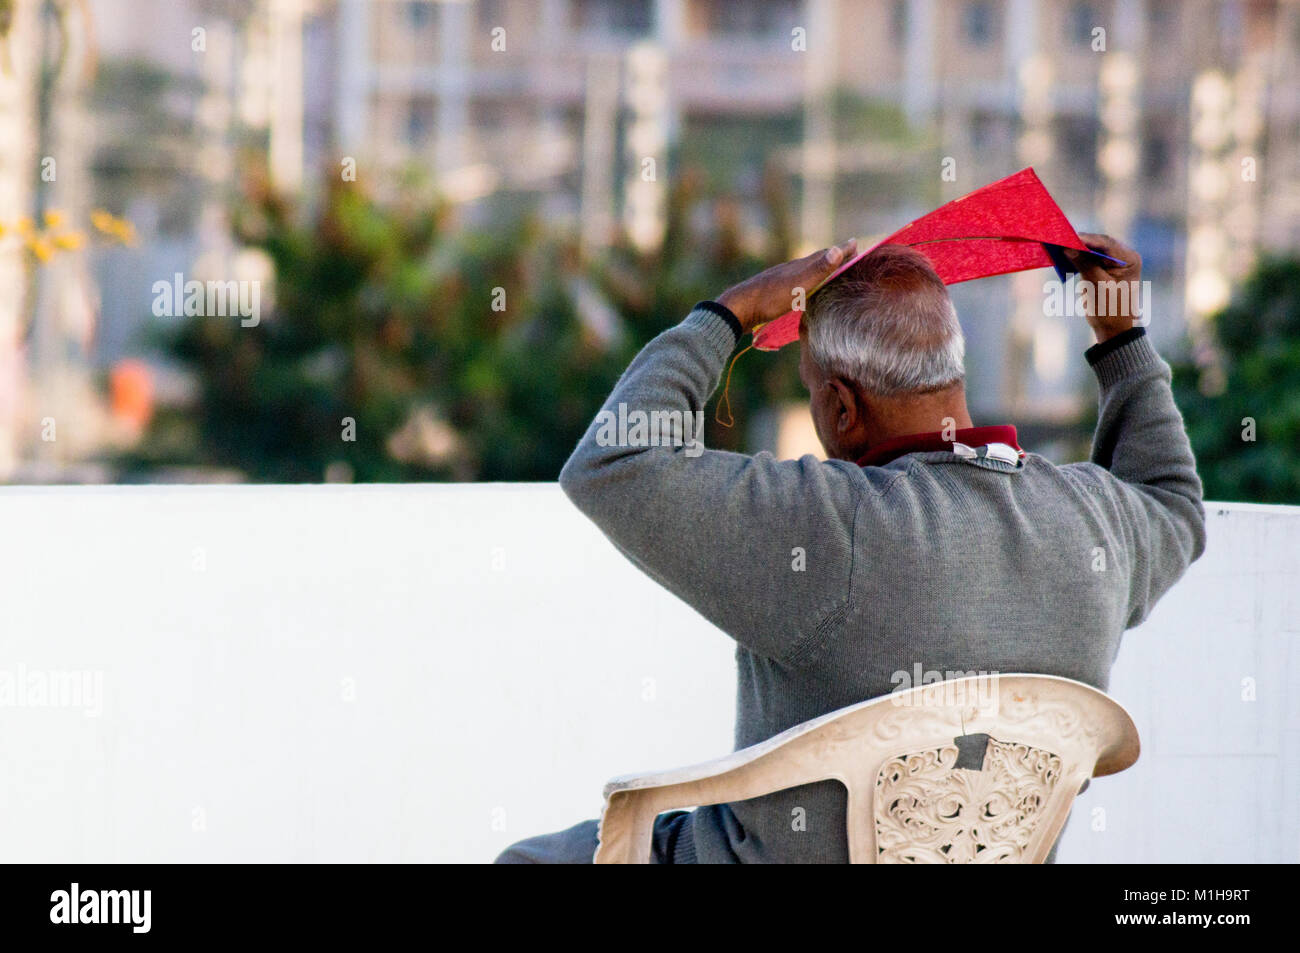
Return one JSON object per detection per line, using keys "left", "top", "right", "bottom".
{"left": 16, "top": 216, "right": 34, "bottom": 235}
{"left": 90, "top": 209, "right": 137, "bottom": 246}
{"left": 27, "top": 236, "right": 56, "bottom": 262}
{"left": 54, "top": 230, "right": 85, "bottom": 251}
{"left": 113, "top": 220, "right": 138, "bottom": 246}
{"left": 43, "top": 209, "right": 65, "bottom": 229}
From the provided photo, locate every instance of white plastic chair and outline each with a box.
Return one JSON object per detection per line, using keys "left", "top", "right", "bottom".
{"left": 594, "top": 673, "right": 1139, "bottom": 864}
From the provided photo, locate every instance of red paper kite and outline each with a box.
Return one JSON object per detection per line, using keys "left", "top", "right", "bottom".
{"left": 752, "top": 167, "right": 1123, "bottom": 351}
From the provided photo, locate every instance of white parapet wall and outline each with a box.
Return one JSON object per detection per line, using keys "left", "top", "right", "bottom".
{"left": 0, "top": 485, "right": 1295, "bottom": 863}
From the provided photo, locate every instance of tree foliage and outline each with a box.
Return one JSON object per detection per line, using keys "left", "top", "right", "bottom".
{"left": 1172, "top": 256, "right": 1300, "bottom": 504}
{"left": 133, "top": 173, "right": 622, "bottom": 481}
{"left": 130, "top": 163, "right": 805, "bottom": 481}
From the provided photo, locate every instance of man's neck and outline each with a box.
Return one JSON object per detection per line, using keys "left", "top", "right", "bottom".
{"left": 861, "top": 387, "right": 973, "bottom": 451}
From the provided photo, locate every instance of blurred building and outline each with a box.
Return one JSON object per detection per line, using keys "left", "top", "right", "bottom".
{"left": 0, "top": 0, "right": 40, "bottom": 478}
{"left": 3, "top": 0, "right": 1300, "bottom": 477}
{"left": 0, "top": 0, "right": 109, "bottom": 480}
{"left": 304, "top": 0, "right": 1300, "bottom": 441}
{"left": 0, "top": 0, "right": 295, "bottom": 479}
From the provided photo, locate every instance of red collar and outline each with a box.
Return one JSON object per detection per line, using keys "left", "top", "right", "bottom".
{"left": 856, "top": 425, "right": 1021, "bottom": 467}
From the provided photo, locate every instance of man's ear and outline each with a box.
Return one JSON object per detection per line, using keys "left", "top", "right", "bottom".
{"left": 829, "top": 377, "right": 862, "bottom": 435}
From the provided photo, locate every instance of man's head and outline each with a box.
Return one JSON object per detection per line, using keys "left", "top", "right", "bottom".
{"left": 798, "top": 244, "right": 968, "bottom": 461}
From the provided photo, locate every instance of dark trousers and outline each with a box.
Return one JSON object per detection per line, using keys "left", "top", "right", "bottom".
{"left": 494, "top": 810, "right": 694, "bottom": 864}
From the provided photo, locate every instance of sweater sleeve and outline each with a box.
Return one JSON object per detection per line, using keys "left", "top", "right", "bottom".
{"left": 558, "top": 306, "right": 861, "bottom": 665}
{"left": 1065, "top": 329, "right": 1207, "bottom": 628}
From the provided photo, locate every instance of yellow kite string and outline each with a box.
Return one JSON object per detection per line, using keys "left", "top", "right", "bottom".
{"left": 714, "top": 342, "right": 754, "bottom": 428}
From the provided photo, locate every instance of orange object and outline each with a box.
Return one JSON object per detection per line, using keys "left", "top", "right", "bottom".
{"left": 110, "top": 359, "right": 154, "bottom": 429}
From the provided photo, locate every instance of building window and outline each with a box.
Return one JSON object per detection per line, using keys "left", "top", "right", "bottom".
{"left": 407, "top": 1, "right": 433, "bottom": 30}
{"left": 1131, "top": 216, "right": 1178, "bottom": 278}
{"left": 1149, "top": 2, "right": 1178, "bottom": 31}
{"left": 473, "top": 0, "right": 501, "bottom": 29}
{"left": 970, "top": 111, "right": 997, "bottom": 151}
{"left": 1141, "top": 132, "right": 1170, "bottom": 181}
{"left": 1056, "top": 116, "right": 1099, "bottom": 186}
{"left": 891, "top": 0, "right": 909, "bottom": 43}
{"left": 407, "top": 99, "right": 435, "bottom": 146}
{"left": 701, "top": 0, "right": 801, "bottom": 37}
{"left": 573, "top": 0, "right": 653, "bottom": 36}
{"left": 477, "top": 0, "right": 505, "bottom": 31}
{"left": 963, "top": 1, "right": 996, "bottom": 46}
{"left": 1068, "top": 1, "right": 1099, "bottom": 46}
{"left": 471, "top": 98, "right": 508, "bottom": 133}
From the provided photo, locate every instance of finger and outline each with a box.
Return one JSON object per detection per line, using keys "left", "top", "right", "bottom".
{"left": 1076, "top": 232, "right": 1114, "bottom": 250}
{"left": 1077, "top": 232, "right": 1133, "bottom": 262}
{"left": 813, "top": 237, "right": 857, "bottom": 271}
{"left": 1063, "top": 245, "right": 1104, "bottom": 271}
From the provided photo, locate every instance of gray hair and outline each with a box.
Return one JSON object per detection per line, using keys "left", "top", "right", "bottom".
{"left": 804, "top": 244, "right": 965, "bottom": 396}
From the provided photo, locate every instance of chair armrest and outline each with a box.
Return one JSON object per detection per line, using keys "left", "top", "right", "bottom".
{"left": 595, "top": 720, "right": 854, "bottom": 863}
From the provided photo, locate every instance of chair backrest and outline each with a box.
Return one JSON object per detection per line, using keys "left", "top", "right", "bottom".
{"left": 595, "top": 674, "right": 1139, "bottom": 863}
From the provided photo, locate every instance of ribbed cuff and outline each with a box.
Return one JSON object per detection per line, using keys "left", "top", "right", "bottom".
{"left": 693, "top": 300, "right": 743, "bottom": 344}
{"left": 1085, "top": 326, "right": 1146, "bottom": 365}
{"left": 1087, "top": 328, "right": 1160, "bottom": 389}
{"left": 683, "top": 305, "right": 741, "bottom": 360}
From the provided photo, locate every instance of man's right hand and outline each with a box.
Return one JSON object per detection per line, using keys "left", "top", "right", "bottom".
{"left": 716, "top": 239, "right": 857, "bottom": 334}
{"left": 1064, "top": 233, "right": 1143, "bottom": 344}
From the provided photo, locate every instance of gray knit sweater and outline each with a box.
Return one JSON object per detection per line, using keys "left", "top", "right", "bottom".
{"left": 559, "top": 306, "right": 1206, "bottom": 864}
